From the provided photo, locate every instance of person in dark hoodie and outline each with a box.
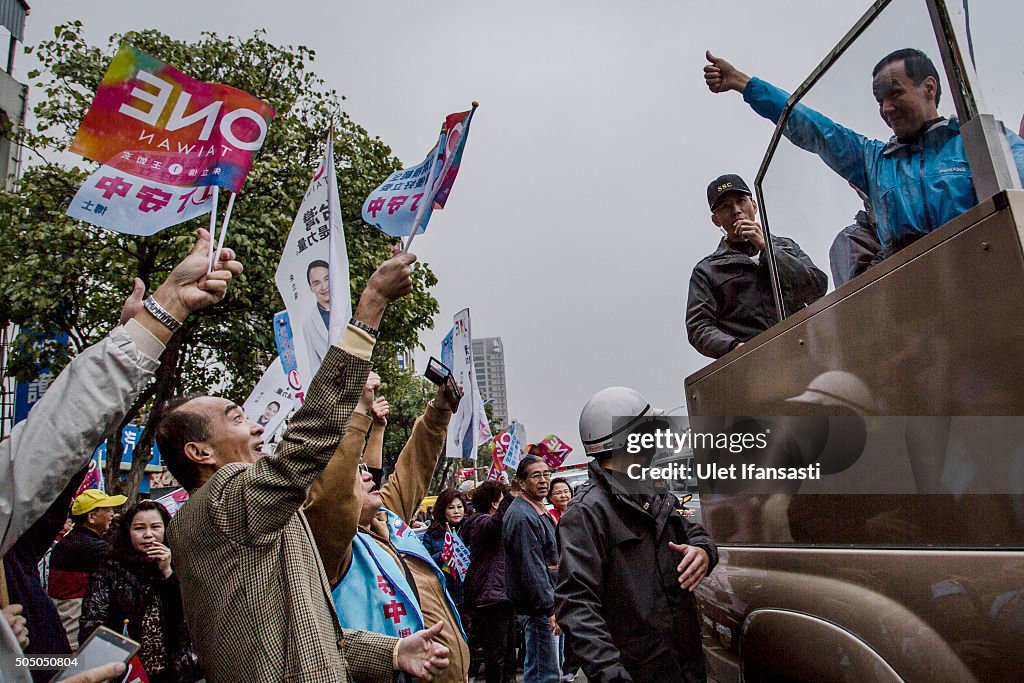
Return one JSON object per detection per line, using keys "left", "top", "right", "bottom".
{"left": 2, "top": 469, "right": 86, "bottom": 681}
{"left": 463, "top": 480, "right": 515, "bottom": 683}
{"left": 556, "top": 387, "right": 719, "bottom": 683}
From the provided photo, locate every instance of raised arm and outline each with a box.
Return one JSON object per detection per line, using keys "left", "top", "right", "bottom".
{"left": 210, "top": 253, "right": 417, "bottom": 543}
{"left": 1, "top": 228, "right": 241, "bottom": 556}
{"left": 705, "top": 51, "right": 877, "bottom": 194}
{"left": 305, "top": 374, "right": 380, "bottom": 584}
{"left": 378, "top": 383, "right": 459, "bottom": 522}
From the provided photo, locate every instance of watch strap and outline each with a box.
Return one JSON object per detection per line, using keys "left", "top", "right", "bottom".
{"left": 349, "top": 317, "right": 379, "bottom": 338}
{"left": 143, "top": 296, "right": 183, "bottom": 332}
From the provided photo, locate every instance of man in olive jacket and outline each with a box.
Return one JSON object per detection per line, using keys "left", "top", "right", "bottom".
{"left": 161, "top": 252, "right": 448, "bottom": 683}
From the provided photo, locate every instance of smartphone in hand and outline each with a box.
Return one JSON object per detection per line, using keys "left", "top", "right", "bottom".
{"left": 53, "top": 626, "right": 140, "bottom": 682}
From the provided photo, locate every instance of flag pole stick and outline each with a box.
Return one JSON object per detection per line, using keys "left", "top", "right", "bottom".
{"left": 403, "top": 124, "right": 446, "bottom": 254}
{"left": 206, "top": 186, "right": 220, "bottom": 272}
{"left": 213, "top": 191, "right": 236, "bottom": 267}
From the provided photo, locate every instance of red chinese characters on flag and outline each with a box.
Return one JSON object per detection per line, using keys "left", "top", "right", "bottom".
{"left": 66, "top": 44, "right": 274, "bottom": 236}
{"left": 68, "top": 168, "right": 216, "bottom": 236}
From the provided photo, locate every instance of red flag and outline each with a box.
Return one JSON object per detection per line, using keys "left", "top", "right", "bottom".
{"left": 528, "top": 435, "right": 574, "bottom": 470}
{"left": 122, "top": 655, "right": 150, "bottom": 683}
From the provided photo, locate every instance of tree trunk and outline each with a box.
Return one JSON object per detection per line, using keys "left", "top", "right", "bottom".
{"left": 103, "top": 323, "right": 186, "bottom": 501}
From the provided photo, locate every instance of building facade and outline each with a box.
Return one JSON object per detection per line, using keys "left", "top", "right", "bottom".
{"left": 472, "top": 336, "right": 508, "bottom": 428}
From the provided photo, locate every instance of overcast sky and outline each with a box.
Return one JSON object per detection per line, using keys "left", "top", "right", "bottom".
{"left": 13, "top": 1, "right": 1023, "bottom": 465}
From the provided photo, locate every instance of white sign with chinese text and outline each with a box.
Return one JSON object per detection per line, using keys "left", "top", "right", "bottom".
{"left": 274, "top": 135, "right": 351, "bottom": 388}
{"left": 66, "top": 163, "right": 215, "bottom": 236}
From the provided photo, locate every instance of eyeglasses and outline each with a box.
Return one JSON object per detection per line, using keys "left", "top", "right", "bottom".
{"left": 527, "top": 471, "right": 552, "bottom": 481}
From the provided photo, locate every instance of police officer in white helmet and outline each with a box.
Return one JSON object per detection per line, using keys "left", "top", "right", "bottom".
{"left": 554, "top": 387, "right": 718, "bottom": 683}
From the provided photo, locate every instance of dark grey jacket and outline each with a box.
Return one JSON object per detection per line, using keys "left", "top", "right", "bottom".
{"left": 829, "top": 210, "right": 883, "bottom": 288}
{"left": 502, "top": 496, "right": 558, "bottom": 616}
{"left": 686, "top": 235, "right": 827, "bottom": 359}
{"left": 463, "top": 494, "right": 513, "bottom": 608}
{"left": 555, "top": 461, "right": 719, "bottom": 683}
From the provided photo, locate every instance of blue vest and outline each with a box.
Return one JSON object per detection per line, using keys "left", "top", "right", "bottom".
{"left": 332, "top": 509, "right": 466, "bottom": 639}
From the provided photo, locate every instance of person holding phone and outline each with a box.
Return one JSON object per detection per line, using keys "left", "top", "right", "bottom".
{"left": 304, "top": 373, "right": 472, "bottom": 683}
{"left": 80, "top": 500, "right": 199, "bottom": 683}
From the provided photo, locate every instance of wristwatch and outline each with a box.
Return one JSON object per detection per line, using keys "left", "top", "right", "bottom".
{"left": 143, "top": 296, "right": 183, "bottom": 332}
{"left": 349, "top": 317, "right": 379, "bottom": 338}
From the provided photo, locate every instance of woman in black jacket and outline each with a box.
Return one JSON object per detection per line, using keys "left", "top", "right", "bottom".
{"left": 80, "top": 500, "right": 200, "bottom": 683}
{"left": 461, "top": 481, "right": 515, "bottom": 683}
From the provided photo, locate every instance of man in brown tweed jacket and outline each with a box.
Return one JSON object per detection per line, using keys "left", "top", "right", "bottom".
{"left": 158, "top": 252, "right": 450, "bottom": 682}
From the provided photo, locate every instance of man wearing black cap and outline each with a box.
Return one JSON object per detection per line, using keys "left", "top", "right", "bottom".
{"left": 686, "top": 173, "right": 827, "bottom": 359}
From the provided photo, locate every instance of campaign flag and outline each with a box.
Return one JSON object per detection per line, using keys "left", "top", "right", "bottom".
{"left": 75, "top": 458, "right": 105, "bottom": 497}
{"left": 529, "top": 434, "right": 574, "bottom": 470}
{"left": 66, "top": 44, "right": 274, "bottom": 235}
{"left": 154, "top": 488, "right": 189, "bottom": 517}
{"left": 441, "top": 328, "right": 454, "bottom": 374}
{"left": 445, "top": 309, "right": 491, "bottom": 460}
{"left": 442, "top": 527, "right": 471, "bottom": 581}
{"left": 503, "top": 427, "right": 523, "bottom": 472}
{"left": 361, "top": 105, "right": 476, "bottom": 238}
{"left": 122, "top": 654, "right": 150, "bottom": 683}
{"left": 275, "top": 134, "right": 351, "bottom": 398}
{"left": 272, "top": 311, "right": 308, "bottom": 406}
{"left": 67, "top": 167, "right": 217, "bottom": 237}
{"left": 243, "top": 357, "right": 295, "bottom": 435}
{"left": 485, "top": 462, "right": 510, "bottom": 484}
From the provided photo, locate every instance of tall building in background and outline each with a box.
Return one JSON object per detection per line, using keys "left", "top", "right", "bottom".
{"left": 472, "top": 336, "right": 508, "bottom": 428}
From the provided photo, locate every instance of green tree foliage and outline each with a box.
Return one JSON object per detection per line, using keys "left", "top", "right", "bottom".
{"left": 0, "top": 23, "right": 439, "bottom": 499}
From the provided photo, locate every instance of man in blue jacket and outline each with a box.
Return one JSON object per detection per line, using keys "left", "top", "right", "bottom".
{"left": 503, "top": 456, "right": 560, "bottom": 683}
{"left": 704, "top": 48, "right": 1024, "bottom": 256}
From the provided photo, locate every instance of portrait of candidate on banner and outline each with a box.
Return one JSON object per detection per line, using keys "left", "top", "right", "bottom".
{"left": 274, "top": 134, "right": 350, "bottom": 389}
{"left": 243, "top": 357, "right": 295, "bottom": 442}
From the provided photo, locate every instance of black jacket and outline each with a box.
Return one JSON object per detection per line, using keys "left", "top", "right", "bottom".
{"left": 462, "top": 494, "right": 513, "bottom": 608}
{"left": 686, "top": 235, "right": 827, "bottom": 359}
{"left": 3, "top": 469, "right": 85, "bottom": 681}
{"left": 555, "top": 461, "right": 719, "bottom": 683}
{"left": 81, "top": 556, "right": 201, "bottom": 683}
{"left": 502, "top": 496, "right": 558, "bottom": 616}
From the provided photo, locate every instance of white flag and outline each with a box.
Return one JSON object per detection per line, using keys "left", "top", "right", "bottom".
{"left": 274, "top": 134, "right": 351, "bottom": 389}
{"left": 445, "top": 309, "right": 492, "bottom": 460}
{"left": 243, "top": 357, "right": 295, "bottom": 436}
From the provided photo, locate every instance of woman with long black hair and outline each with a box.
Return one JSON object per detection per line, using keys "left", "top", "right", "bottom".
{"left": 80, "top": 500, "right": 200, "bottom": 683}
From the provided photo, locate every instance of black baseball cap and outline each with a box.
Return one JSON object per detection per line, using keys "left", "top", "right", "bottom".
{"left": 707, "top": 174, "right": 752, "bottom": 210}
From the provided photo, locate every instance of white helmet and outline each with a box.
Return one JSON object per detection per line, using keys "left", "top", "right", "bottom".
{"left": 579, "top": 387, "right": 652, "bottom": 458}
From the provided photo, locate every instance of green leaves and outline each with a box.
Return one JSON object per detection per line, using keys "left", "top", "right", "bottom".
{"left": 1, "top": 22, "right": 439, "bottom": 499}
